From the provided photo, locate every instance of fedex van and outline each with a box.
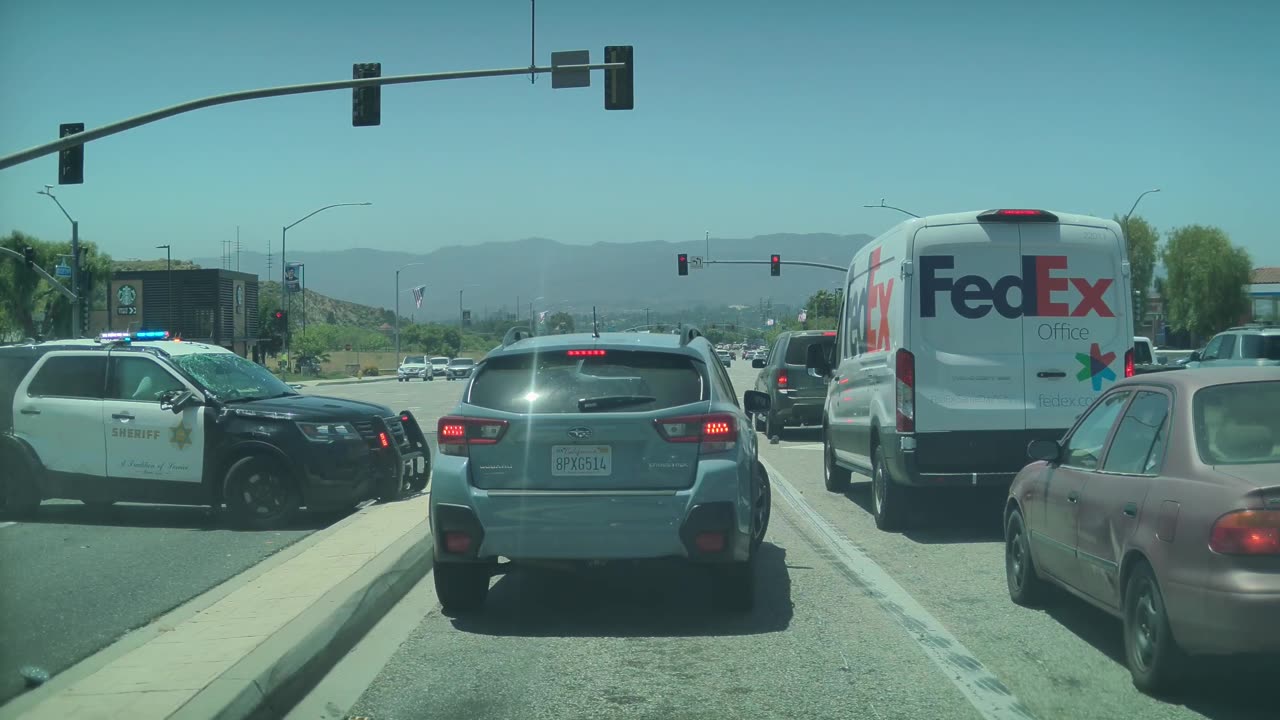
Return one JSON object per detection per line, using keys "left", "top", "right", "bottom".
{"left": 809, "top": 209, "right": 1134, "bottom": 530}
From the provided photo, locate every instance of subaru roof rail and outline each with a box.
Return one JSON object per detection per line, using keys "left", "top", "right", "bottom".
{"left": 502, "top": 326, "right": 534, "bottom": 347}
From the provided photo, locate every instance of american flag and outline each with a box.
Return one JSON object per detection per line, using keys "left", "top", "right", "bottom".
{"left": 411, "top": 285, "right": 426, "bottom": 309}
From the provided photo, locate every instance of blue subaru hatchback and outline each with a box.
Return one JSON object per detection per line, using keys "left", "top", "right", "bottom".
{"left": 429, "top": 327, "right": 773, "bottom": 612}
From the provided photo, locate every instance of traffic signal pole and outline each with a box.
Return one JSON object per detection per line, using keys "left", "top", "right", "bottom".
{"left": 701, "top": 259, "right": 848, "bottom": 273}
{"left": 0, "top": 61, "right": 629, "bottom": 171}
{"left": 0, "top": 246, "right": 78, "bottom": 300}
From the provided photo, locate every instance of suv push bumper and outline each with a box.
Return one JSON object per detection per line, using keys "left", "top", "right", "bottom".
{"left": 301, "top": 418, "right": 427, "bottom": 509}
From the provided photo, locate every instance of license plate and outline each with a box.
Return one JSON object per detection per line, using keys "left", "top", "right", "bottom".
{"left": 551, "top": 445, "right": 612, "bottom": 476}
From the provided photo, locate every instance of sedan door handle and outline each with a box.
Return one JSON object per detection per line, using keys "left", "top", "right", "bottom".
{"left": 112, "top": 412, "right": 135, "bottom": 420}
{"left": 1067, "top": 490, "right": 1080, "bottom": 503}
{"left": 1122, "top": 502, "right": 1138, "bottom": 518}
{"left": 19, "top": 408, "right": 41, "bottom": 415}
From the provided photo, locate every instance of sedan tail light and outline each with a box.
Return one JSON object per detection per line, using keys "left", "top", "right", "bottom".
{"left": 1209, "top": 510, "right": 1280, "bottom": 555}
{"left": 654, "top": 413, "right": 737, "bottom": 453}
{"left": 437, "top": 416, "right": 509, "bottom": 457}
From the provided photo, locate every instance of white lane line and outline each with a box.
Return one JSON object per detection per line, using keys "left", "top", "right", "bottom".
{"left": 0, "top": 522, "right": 16, "bottom": 530}
{"left": 781, "top": 443, "right": 823, "bottom": 451}
{"left": 761, "top": 458, "right": 1036, "bottom": 720}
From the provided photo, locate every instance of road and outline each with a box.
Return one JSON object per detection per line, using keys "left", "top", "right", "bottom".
{"left": 289, "top": 362, "right": 1274, "bottom": 720}
{"left": 0, "top": 377, "right": 452, "bottom": 705}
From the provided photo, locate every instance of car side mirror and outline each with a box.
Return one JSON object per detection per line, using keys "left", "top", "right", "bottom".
{"left": 743, "top": 390, "right": 771, "bottom": 414}
{"left": 1027, "top": 439, "right": 1061, "bottom": 463}
{"left": 160, "top": 390, "right": 196, "bottom": 414}
{"left": 751, "top": 358, "right": 767, "bottom": 369}
{"left": 805, "top": 343, "right": 833, "bottom": 378}
{"left": 1188, "top": 350, "right": 1202, "bottom": 362}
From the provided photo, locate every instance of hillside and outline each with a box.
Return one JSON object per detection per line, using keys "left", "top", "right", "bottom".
{"left": 112, "top": 259, "right": 203, "bottom": 272}
{"left": 260, "top": 281, "right": 392, "bottom": 328}
{"left": 195, "top": 232, "right": 872, "bottom": 322}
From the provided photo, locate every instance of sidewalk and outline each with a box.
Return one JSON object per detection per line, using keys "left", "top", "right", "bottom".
{"left": 290, "top": 374, "right": 400, "bottom": 388}
{"left": 7, "top": 495, "right": 432, "bottom": 720}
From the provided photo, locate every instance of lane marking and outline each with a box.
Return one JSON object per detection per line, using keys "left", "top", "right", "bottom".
{"left": 781, "top": 443, "right": 823, "bottom": 451}
{"left": 761, "top": 458, "right": 1036, "bottom": 720}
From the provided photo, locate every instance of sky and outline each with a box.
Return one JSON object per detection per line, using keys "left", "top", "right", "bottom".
{"left": 2, "top": 0, "right": 1278, "bottom": 268}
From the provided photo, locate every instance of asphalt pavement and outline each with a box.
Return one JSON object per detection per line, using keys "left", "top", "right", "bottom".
{"left": 291, "top": 361, "right": 1274, "bottom": 720}
{"left": 0, "top": 378, "right": 462, "bottom": 706}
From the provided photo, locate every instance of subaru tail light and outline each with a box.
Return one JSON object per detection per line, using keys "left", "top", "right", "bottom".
{"left": 654, "top": 413, "right": 737, "bottom": 453}
{"left": 437, "top": 416, "right": 510, "bottom": 457}
{"left": 895, "top": 348, "right": 915, "bottom": 433}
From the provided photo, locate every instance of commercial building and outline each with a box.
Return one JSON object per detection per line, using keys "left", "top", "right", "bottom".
{"left": 106, "top": 268, "right": 260, "bottom": 356}
{"left": 1247, "top": 267, "right": 1280, "bottom": 323}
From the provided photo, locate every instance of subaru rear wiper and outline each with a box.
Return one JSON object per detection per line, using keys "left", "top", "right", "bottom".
{"left": 578, "top": 395, "right": 657, "bottom": 412}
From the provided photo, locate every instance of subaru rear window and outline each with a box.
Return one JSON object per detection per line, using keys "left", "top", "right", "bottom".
{"left": 468, "top": 350, "right": 705, "bottom": 414}
{"left": 785, "top": 334, "right": 835, "bottom": 365}
{"left": 1239, "top": 334, "right": 1280, "bottom": 360}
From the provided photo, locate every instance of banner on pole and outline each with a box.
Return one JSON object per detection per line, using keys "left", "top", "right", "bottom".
{"left": 285, "top": 262, "right": 304, "bottom": 293}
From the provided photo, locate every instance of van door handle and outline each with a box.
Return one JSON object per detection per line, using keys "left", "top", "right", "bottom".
{"left": 112, "top": 412, "right": 135, "bottom": 420}
{"left": 1122, "top": 502, "right": 1138, "bottom": 518}
{"left": 1067, "top": 490, "right": 1080, "bottom": 503}
{"left": 1037, "top": 371, "right": 1067, "bottom": 379}
{"left": 19, "top": 408, "right": 41, "bottom": 415}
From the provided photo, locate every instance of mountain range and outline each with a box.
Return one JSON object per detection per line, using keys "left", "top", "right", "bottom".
{"left": 194, "top": 233, "right": 872, "bottom": 321}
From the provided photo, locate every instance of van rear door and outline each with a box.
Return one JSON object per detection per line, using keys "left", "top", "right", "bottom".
{"left": 911, "top": 221, "right": 1025, "bottom": 433}
{"left": 1018, "top": 219, "right": 1130, "bottom": 430}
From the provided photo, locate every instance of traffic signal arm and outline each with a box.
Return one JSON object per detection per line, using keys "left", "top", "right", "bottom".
{"left": 0, "top": 246, "right": 79, "bottom": 300}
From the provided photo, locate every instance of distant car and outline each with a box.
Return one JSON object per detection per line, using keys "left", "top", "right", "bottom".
{"left": 1005, "top": 368, "right": 1280, "bottom": 694}
{"left": 398, "top": 355, "right": 430, "bottom": 382}
{"left": 429, "top": 327, "right": 772, "bottom": 613}
{"left": 1182, "top": 324, "right": 1280, "bottom": 369}
{"left": 446, "top": 357, "right": 476, "bottom": 380}
{"left": 717, "top": 350, "right": 732, "bottom": 368}
{"left": 752, "top": 331, "right": 835, "bottom": 438}
{"left": 429, "top": 357, "right": 451, "bottom": 377}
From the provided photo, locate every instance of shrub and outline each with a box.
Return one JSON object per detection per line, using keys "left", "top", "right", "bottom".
{"left": 360, "top": 365, "right": 380, "bottom": 377}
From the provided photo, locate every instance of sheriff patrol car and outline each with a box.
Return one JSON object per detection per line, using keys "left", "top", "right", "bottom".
{"left": 0, "top": 331, "right": 429, "bottom": 528}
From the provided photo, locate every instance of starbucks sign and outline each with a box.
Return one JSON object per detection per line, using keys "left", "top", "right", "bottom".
{"left": 116, "top": 284, "right": 138, "bottom": 316}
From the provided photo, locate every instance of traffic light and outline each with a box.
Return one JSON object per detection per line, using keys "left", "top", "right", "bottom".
{"left": 770, "top": 254, "right": 781, "bottom": 276}
{"left": 353, "top": 63, "right": 382, "bottom": 127}
{"left": 677, "top": 253, "right": 688, "bottom": 276}
{"left": 59, "top": 123, "right": 85, "bottom": 185}
{"left": 604, "top": 45, "right": 634, "bottom": 110}
{"left": 273, "top": 309, "right": 287, "bottom": 332}
{"left": 22, "top": 246, "right": 36, "bottom": 268}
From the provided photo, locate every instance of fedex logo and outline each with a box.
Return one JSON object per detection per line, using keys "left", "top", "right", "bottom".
{"left": 849, "top": 247, "right": 895, "bottom": 352}
{"left": 918, "top": 255, "right": 1114, "bottom": 319}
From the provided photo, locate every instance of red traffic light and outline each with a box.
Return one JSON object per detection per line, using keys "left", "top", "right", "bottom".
{"left": 274, "top": 311, "right": 284, "bottom": 319}
{"left": 677, "top": 253, "right": 689, "bottom": 276}
{"left": 770, "top": 254, "right": 781, "bottom": 276}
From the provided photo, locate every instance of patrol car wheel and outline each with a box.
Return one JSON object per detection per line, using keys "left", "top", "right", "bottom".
{"left": 0, "top": 449, "right": 41, "bottom": 517}
{"left": 224, "top": 455, "right": 299, "bottom": 529}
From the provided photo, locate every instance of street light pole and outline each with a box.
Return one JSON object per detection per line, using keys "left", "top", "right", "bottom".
{"left": 37, "top": 187, "right": 81, "bottom": 337}
{"left": 394, "top": 261, "right": 426, "bottom": 362}
{"left": 281, "top": 202, "right": 371, "bottom": 371}
{"left": 156, "top": 245, "right": 172, "bottom": 332}
{"left": 459, "top": 289, "right": 464, "bottom": 329}
{"left": 1123, "top": 188, "right": 1161, "bottom": 318}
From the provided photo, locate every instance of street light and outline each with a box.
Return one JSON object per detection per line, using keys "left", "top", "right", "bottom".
{"left": 863, "top": 198, "right": 921, "bottom": 218}
{"left": 457, "top": 283, "right": 481, "bottom": 329}
{"left": 280, "top": 202, "right": 371, "bottom": 370}
{"left": 1123, "top": 188, "right": 1161, "bottom": 318}
{"left": 37, "top": 186, "right": 82, "bottom": 337}
{"left": 394, "top": 261, "right": 426, "bottom": 362}
{"left": 156, "top": 245, "right": 172, "bottom": 333}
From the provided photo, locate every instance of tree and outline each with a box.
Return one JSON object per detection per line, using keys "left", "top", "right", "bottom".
{"left": 1, "top": 231, "right": 112, "bottom": 339}
{"left": 547, "top": 311, "right": 575, "bottom": 334}
{"left": 1117, "top": 214, "right": 1159, "bottom": 318}
{"left": 1161, "top": 225, "right": 1252, "bottom": 339}
{"left": 804, "top": 289, "right": 843, "bottom": 320}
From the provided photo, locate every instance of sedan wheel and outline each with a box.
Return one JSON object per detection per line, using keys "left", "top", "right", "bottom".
{"left": 1123, "top": 563, "right": 1185, "bottom": 695}
{"left": 1004, "top": 509, "right": 1046, "bottom": 606}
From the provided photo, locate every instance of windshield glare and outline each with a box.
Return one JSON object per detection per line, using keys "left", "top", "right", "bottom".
{"left": 171, "top": 352, "right": 295, "bottom": 401}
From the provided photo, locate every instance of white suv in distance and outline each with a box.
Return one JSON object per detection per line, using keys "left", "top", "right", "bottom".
{"left": 398, "top": 356, "right": 430, "bottom": 382}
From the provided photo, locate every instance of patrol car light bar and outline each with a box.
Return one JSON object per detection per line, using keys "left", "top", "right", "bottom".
{"left": 97, "top": 330, "right": 171, "bottom": 343}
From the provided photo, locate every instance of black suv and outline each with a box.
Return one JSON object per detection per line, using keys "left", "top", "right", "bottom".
{"left": 751, "top": 331, "right": 836, "bottom": 438}
{"left": 0, "top": 335, "right": 429, "bottom": 527}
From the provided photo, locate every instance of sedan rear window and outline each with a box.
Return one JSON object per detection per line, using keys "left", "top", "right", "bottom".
{"left": 468, "top": 350, "right": 704, "bottom": 414}
{"left": 1239, "top": 335, "right": 1280, "bottom": 360}
{"left": 785, "top": 334, "right": 836, "bottom": 365}
{"left": 1193, "top": 381, "right": 1280, "bottom": 465}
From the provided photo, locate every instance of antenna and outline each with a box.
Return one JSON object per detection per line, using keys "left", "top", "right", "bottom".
{"left": 592, "top": 306, "right": 600, "bottom": 338}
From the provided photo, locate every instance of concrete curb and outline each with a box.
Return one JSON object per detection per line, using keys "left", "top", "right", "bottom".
{"left": 306, "top": 375, "right": 400, "bottom": 387}
{"left": 173, "top": 517, "right": 433, "bottom": 720}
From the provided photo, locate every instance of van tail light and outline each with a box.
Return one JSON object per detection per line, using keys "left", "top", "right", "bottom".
{"left": 437, "top": 416, "right": 509, "bottom": 457}
{"left": 1209, "top": 510, "right": 1280, "bottom": 555}
{"left": 654, "top": 413, "right": 737, "bottom": 454}
{"left": 895, "top": 348, "right": 915, "bottom": 433}
{"left": 1124, "top": 348, "right": 1135, "bottom": 378}
{"left": 776, "top": 369, "right": 788, "bottom": 389}
{"left": 976, "top": 209, "right": 1060, "bottom": 223}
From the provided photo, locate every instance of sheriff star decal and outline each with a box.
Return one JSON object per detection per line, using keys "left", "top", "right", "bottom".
{"left": 169, "top": 421, "right": 193, "bottom": 450}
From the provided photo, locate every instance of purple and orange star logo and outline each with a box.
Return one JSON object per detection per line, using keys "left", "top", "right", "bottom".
{"left": 1075, "top": 342, "right": 1117, "bottom": 391}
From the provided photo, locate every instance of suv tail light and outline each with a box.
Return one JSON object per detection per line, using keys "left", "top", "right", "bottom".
{"left": 776, "top": 369, "right": 788, "bottom": 389}
{"left": 895, "top": 348, "right": 915, "bottom": 433}
{"left": 654, "top": 413, "right": 737, "bottom": 453}
{"left": 1124, "top": 348, "right": 1135, "bottom": 378}
{"left": 437, "top": 416, "right": 510, "bottom": 456}
{"left": 1210, "top": 510, "right": 1280, "bottom": 555}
